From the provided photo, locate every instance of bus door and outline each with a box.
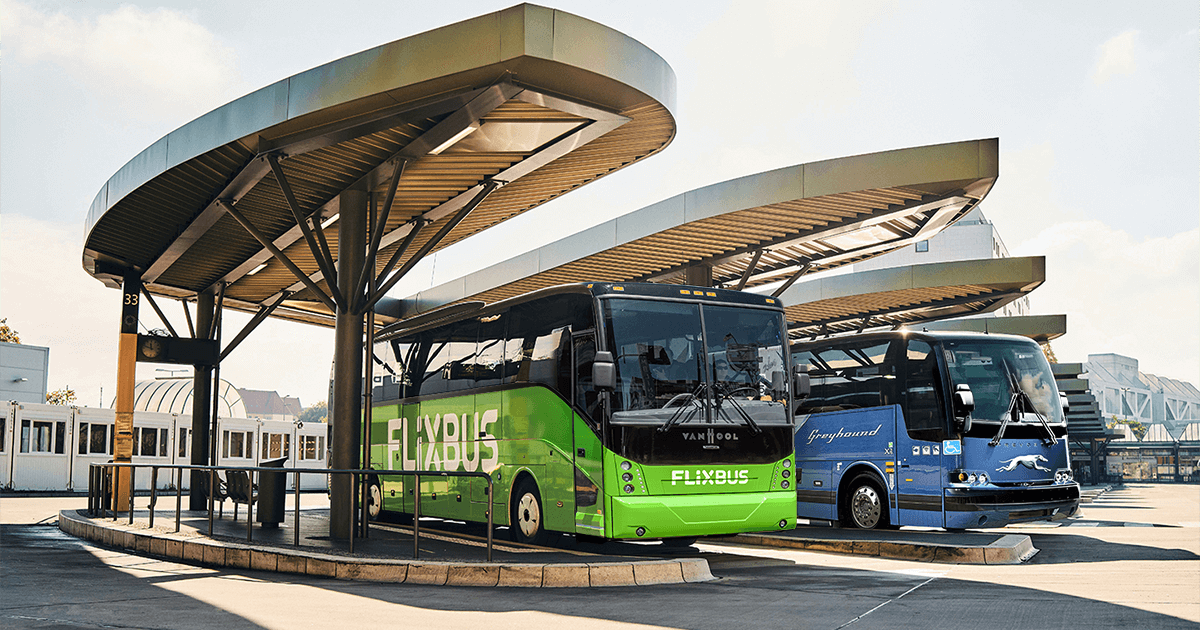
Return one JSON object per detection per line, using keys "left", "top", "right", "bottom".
{"left": 895, "top": 339, "right": 947, "bottom": 527}
{"left": 571, "top": 330, "right": 605, "bottom": 537}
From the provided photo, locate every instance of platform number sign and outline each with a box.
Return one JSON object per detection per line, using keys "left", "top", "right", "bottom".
{"left": 121, "top": 271, "right": 141, "bottom": 335}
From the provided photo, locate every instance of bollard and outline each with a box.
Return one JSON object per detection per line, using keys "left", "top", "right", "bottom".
{"left": 175, "top": 468, "right": 182, "bottom": 532}
{"left": 293, "top": 470, "right": 301, "bottom": 547}
{"left": 149, "top": 467, "right": 158, "bottom": 528}
{"left": 128, "top": 465, "right": 136, "bottom": 525}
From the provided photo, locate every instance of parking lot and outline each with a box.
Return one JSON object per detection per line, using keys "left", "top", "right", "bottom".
{"left": 2, "top": 483, "right": 1197, "bottom": 629}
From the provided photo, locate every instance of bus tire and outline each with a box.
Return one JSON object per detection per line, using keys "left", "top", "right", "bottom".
{"left": 842, "top": 474, "right": 887, "bottom": 530}
{"left": 661, "top": 536, "right": 698, "bottom": 548}
{"left": 510, "top": 477, "right": 547, "bottom": 545}
{"left": 365, "top": 476, "right": 383, "bottom": 522}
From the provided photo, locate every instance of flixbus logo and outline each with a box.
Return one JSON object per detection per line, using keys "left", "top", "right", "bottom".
{"left": 670, "top": 469, "right": 750, "bottom": 486}
{"left": 385, "top": 408, "right": 499, "bottom": 473}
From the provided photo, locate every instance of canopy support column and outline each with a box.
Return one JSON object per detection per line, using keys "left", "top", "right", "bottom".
{"left": 113, "top": 269, "right": 141, "bottom": 512}
{"left": 330, "top": 189, "right": 367, "bottom": 539}
{"left": 189, "top": 290, "right": 216, "bottom": 510}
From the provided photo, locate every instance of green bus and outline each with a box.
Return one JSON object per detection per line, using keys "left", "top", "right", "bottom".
{"left": 365, "top": 282, "right": 799, "bottom": 544}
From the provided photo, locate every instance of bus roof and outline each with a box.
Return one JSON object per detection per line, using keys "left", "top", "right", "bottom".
{"left": 791, "top": 328, "right": 1044, "bottom": 352}
{"left": 378, "top": 281, "right": 782, "bottom": 341}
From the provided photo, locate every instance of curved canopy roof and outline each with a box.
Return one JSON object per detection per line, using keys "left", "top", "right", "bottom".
{"left": 82, "top": 4, "right": 677, "bottom": 328}
{"left": 919, "top": 314, "right": 1066, "bottom": 342}
{"left": 402, "top": 138, "right": 998, "bottom": 317}
{"left": 777, "top": 256, "right": 1046, "bottom": 340}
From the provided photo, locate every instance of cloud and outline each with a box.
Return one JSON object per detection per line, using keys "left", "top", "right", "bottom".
{"left": 2, "top": 0, "right": 246, "bottom": 122}
{"left": 1091, "top": 30, "right": 1139, "bottom": 85}
{"left": 1012, "top": 222, "right": 1199, "bottom": 384}
{"left": 0, "top": 215, "right": 334, "bottom": 409}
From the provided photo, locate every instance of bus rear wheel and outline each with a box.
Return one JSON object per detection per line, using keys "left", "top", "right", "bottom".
{"left": 510, "top": 478, "right": 547, "bottom": 545}
{"left": 365, "top": 476, "right": 382, "bottom": 522}
{"left": 843, "top": 475, "right": 886, "bottom": 530}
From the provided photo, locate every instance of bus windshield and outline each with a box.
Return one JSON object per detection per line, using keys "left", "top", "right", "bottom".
{"left": 601, "top": 299, "right": 790, "bottom": 428}
{"left": 941, "top": 339, "right": 1063, "bottom": 425}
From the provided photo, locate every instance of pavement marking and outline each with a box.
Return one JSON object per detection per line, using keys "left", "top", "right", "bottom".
{"left": 834, "top": 573, "right": 942, "bottom": 629}
{"left": 1068, "top": 522, "right": 1099, "bottom": 527}
{"left": 1179, "top": 521, "right": 1200, "bottom": 528}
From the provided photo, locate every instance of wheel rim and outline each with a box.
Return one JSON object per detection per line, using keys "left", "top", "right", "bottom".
{"left": 850, "top": 485, "right": 881, "bottom": 528}
{"left": 367, "top": 483, "right": 382, "bottom": 519}
{"left": 516, "top": 492, "right": 541, "bottom": 537}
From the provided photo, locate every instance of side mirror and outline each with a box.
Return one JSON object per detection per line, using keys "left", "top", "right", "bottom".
{"left": 593, "top": 351, "right": 615, "bottom": 390}
{"left": 792, "top": 364, "right": 811, "bottom": 399}
{"left": 953, "top": 384, "right": 974, "bottom": 431}
{"left": 1060, "top": 392, "right": 1070, "bottom": 415}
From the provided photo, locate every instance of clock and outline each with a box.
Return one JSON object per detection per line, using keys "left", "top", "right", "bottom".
{"left": 141, "top": 338, "right": 164, "bottom": 360}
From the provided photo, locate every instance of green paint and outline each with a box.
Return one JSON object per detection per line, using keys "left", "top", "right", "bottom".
{"left": 370, "top": 385, "right": 795, "bottom": 539}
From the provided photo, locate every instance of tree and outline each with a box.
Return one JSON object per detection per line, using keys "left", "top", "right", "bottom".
{"left": 0, "top": 318, "right": 19, "bottom": 344}
{"left": 47, "top": 387, "right": 77, "bottom": 406}
{"left": 298, "top": 400, "right": 328, "bottom": 424}
{"left": 1040, "top": 341, "right": 1058, "bottom": 364}
{"left": 1106, "top": 414, "right": 1147, "bottom": 441}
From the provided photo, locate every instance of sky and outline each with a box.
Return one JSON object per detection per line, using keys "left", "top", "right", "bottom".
{"left": 1, "top": 0, "right": 1196, "bottom": 409}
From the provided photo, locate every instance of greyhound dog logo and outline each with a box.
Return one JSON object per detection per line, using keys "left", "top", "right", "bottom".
{"left": 996, "top": 454, "right": 1050, "bottom": 472}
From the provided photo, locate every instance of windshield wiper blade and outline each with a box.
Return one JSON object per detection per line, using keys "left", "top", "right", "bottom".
{"left": 713, "top": 385, "right": 762, "bottom": 434}
{"left": 657, "top": 383, "right": 706, "bottom": 434}
{"left": 989, "top": 392, "right": 1017, "bottom": 446}
{"left": 991, "top": 359, "right": 1059, "bottom": 446}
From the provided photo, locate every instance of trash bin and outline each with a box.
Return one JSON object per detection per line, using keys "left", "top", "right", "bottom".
{"left": 257, "top": 457, "right": 288, "bottom": 528}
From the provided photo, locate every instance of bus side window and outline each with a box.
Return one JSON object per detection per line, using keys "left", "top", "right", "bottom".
{"left": 905, "top": 339, "right": 947, "bottom": 441}
{"left": 573, "top": 333, "right": 600, "bottom": 425}
{"left": 797, "top": 341, "right": 896, "bottom": 412}
{"left": 475, "top": 313, "right": 507, "bottom": 388}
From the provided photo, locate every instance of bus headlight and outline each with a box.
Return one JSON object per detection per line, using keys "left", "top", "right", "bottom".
{"left": 781, "top": 480, "right": 790, "bottom": 489}
{"left": 624, "top": 484, "right": 635, "bottom": 494}
{"left": 783, "top": 459, "right": 792, "bottom": 468}
{"left": 967, "top": 473, "right": 977, "bottom": 484}
{"left": 782, "top": 469, "right": 791, "bottom": 478}
{"left": 622, "top": 472, "right": 633, "bottom": 482}
{"left": 978, "top": 473, "right": 988, "bottom": 485}
{"left": 620, "top": 461, "right": 632, "bottom": 471}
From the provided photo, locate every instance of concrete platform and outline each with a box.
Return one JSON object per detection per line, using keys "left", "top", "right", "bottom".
{"left": 58, "top": 508, "right": 714, "bottom": 588}
{"left": 715, "top": 527, "right": 1038, "bottom": 564}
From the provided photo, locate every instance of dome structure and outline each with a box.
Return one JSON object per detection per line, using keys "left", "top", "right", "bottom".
{"left": 126, "top": 377, "right": 247, "bottom": 418}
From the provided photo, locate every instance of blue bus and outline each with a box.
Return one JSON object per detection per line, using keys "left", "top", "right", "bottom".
{"left": 791, "top": 331, "right": 1080, "bottom": 529}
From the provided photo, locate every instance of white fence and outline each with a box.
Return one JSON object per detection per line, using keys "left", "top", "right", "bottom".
{"left": 1, "top": 401, "right": 329, "bottom": 492}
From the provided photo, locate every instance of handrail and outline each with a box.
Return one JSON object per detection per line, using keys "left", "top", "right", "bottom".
{"left": 87, "top": 462, "right": 495, "bottom": 561}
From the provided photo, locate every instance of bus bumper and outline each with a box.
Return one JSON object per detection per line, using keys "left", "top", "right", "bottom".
{"left": 608, "top": 491, "right": 795, "bottom": 539}
{"left": 943, "top": 483, "right": 1081, "bottom": 529}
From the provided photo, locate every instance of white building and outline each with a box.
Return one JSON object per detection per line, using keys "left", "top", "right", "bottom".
{"left": 853, "top": 207, "right": 1030, "bottom": 318}
{"left": 1087, "top": 353, "right": 1200, "bottom": 443}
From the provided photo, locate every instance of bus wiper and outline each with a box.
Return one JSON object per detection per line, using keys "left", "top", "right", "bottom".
{"left": 657, "top": 383, "right": 706, "bottom": 434}
{"left": 713, "top": 384, "right": 762, "bottom": 434}
{"left": 991, "top": 360, "right": 1058, "bottom": 446}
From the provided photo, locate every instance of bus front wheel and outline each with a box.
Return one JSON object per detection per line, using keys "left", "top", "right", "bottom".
{"left": 510, "top": 478, "right": 547, "bottom": 545}
{"left": 842, "top": 475, "right": 886, "bottom": 530}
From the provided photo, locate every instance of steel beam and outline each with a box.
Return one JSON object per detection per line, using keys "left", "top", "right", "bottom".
{"left": 219, "top": 292, "right": 289, "bottom": 362}
{"left": 267, "top": 153, "right": 343, "bottom": 307}
{"left": 354, "top": 159, "right": 405, "bottom": 310}
{"left": 771, "top": 263, "right": 812, "bottom": 298}
{"left": 641, "top": 193, "right": 972, "bottom": 284}
{"left": 140, "top": 288, "right": 179, "bottom": 337}
{"left": 363, "top": 180, "right": 501, "bottom": 314}
{"left": 219, "top": 200, "right": 339, "bottom": 313}
{"left": 735, "top": 249, "right": 764, "bottom": 291}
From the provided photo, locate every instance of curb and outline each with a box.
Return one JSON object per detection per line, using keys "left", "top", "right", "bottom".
{"left": 720, "top": 531, "right": 1038, "bottom": 565}
{"left": 58, "top": 510, "right": 715, "bottom": 588}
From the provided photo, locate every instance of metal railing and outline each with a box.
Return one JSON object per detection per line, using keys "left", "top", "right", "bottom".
{"left": 87, "top": 462, "right": 494, "bottom": 561}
